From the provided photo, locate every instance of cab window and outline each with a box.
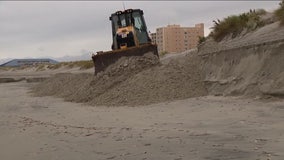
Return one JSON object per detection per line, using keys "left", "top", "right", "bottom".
{"left": 132, "top": 12, "right": 145, "bottom": 31}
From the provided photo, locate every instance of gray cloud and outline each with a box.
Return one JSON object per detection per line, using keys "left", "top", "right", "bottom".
{"left": 0, "top": 1, "right": 280, "bottom": 59}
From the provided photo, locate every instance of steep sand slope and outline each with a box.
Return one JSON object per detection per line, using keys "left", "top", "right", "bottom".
{"left": 199, "top": 21, "right": 284, "bottom": 97}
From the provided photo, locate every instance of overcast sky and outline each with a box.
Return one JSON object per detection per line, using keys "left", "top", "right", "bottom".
{"left": 0, "top": 1, "right": 280, "bottom": 59}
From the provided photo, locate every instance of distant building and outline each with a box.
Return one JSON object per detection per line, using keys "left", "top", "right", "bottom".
{"left": 153, "top": 23, "right": 204, "bottom": 53}
{"left": 150, "top": 32, "right": 157, "bottom": 44}
{"left": 0, "top": 58, "right": 58, "bottom": 67}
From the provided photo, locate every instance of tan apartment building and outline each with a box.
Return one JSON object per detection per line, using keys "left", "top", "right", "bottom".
{"left": 150, "top": 32, "right": 156, "bottom": 44}
{"left": 154, "top": 23, "right": 204, "bottom": 53}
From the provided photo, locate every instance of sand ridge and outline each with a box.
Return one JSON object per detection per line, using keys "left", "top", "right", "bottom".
{"left": 32, "top": 52, "right": 207, "bottom": 106}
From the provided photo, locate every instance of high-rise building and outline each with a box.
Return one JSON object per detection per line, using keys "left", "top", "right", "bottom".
{"left": 150, "top": 32, "right": 156, "bottom": 44}
{"left": 153, "top": 23, "right": 204, "bottom": 53}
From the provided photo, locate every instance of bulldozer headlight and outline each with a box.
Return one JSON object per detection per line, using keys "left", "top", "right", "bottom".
{"left": 126, "top": 9, "right": 133, "bottom": 13}
{"left": 117, "top": 32, "right": 128, "bottom": 38}
{"left": 116, "top": 11, "right": 122, "bottom": 15}
{"left": 121, "top": 33, "right": 127, "bottom": 38}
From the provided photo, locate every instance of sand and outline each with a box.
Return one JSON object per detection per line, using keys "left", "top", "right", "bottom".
{"left": 31, "top": 52, "right": 207, "bottom": 106}
{"left": 1, "top": 82, "right": 284, "bottom": 160}
{"left": 199, "top": 21, "right": 284, "bottom": 97}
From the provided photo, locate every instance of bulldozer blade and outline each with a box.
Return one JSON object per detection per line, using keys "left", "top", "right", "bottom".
{"left": 92, "top": 44, "right": 159, "bottom": 75}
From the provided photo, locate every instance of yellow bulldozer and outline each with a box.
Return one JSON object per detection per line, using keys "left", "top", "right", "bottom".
{"left": 92, "top": 9, "right": 159, "bottom": 75}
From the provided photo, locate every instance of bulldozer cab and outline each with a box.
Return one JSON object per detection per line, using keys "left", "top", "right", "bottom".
{"left": 110, "top": 9, "right": 151, "bottom": 50}
{"left": 92, "top": 9, "right": 158, "bottom": 75}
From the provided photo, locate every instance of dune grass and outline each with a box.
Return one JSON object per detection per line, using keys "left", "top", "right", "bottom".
{"left": 66, "top": 60, "right": 94, "bottom": 70}
{"left": 47, "top": 60, "right": 93, "bottom": 70}
{"left": 275, "top": 0, "right": 284, "bottom": 25}
{"left": 198, "top": 36, "right": 206, "bottom": 45}
{"left": 210, "top": 9, "right": 266, "bottom": 41}
{"left": 0, "top": 60, "right": 94, "bottom": 71}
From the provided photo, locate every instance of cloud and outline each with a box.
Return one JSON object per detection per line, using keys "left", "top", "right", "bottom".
{"left": 0, "top": 1, "right": 280, "bottom": 59}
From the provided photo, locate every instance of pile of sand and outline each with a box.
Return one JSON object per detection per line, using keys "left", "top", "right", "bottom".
{"left": 89, "top": 53, "right": 207, "bottom": 106}
{"left": 32, "top": 52, "right": 207, "bottom": 106}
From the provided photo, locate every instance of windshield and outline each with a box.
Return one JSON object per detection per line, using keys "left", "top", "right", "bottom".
{"left": 110, "top": 10, "right": 149, "bottom": 44}
{"left": 118, "top": 14, "right": 126, "bottom": 27}
{"left": 111, "top": 11, "right": 145, "bottom": 30}
{"left": 132, "top": 11, "right": 145, "bottom": 31}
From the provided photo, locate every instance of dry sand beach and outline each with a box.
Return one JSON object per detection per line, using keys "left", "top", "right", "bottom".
{"left": 1, "top": 82, "right": 284, "bottom": 160}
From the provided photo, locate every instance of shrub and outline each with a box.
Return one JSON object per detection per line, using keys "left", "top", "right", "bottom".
{"left": 274, "top": 0, "right": 284, "bottom": 25}
{"left": 198, "top": 36, "right": 206, "bottom": 45}
{"left": 0, "top": 66, "right": 12, "bottom": 71}
{"left": 47, "top": 63, "right": 62, "bottom": 70}
{"left": 210, "top": 9, "right": 266, "bottom": 41}
{"left": 76, "top": 60, "right": 94, "bottom": 70}
{"left": 36, "top": 64, "right": 46, "bottom": 71}
{"left": 159, "top": 51, "right": 169, "bottom": 57}
{"left": 46, "top": 60, "right": 93, "bottom": 70}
